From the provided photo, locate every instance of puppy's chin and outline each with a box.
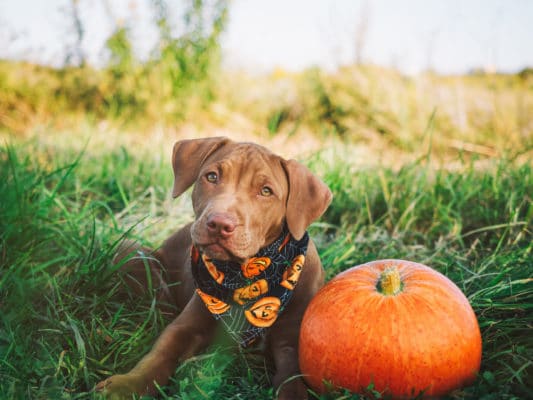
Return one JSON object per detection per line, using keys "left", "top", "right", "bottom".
{"left": 199, "top": 243, "right": 249, "bottom": 264}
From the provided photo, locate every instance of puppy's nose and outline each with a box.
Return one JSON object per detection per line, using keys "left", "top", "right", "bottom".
{"left": 206, "top": 214, "right": 236, "bottom": 238}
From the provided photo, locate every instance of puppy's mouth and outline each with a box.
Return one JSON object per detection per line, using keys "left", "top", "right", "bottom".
{"left": 195, "top": 240, "right": 246, "bottom": 263}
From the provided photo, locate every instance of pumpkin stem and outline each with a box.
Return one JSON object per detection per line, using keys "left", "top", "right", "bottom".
{"left": 378, "top": 266, "right": 402, "bottom": 296}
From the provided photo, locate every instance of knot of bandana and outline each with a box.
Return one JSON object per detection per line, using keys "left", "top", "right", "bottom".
{"left": 191, "top": 226, "right": 309, "bottom": 347}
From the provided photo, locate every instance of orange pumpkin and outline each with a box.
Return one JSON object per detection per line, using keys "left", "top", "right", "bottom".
{"left": 299, "top": 259, "right": 482, "bottom": 398}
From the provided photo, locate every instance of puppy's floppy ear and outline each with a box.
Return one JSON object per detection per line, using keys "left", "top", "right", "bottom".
{"left": 172, "top": 137, "right": 231, "bottom": 198}
{"left": 282, "top": 159, "right": 332, "bottom": 240}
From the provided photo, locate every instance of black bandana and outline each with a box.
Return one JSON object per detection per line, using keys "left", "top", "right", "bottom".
{"left": 191, "top": 226, "right": 309, "bottom": 347}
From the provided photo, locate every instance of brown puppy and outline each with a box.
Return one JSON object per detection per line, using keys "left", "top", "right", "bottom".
{"left": 96, "top": 137, "right": 332, "bottom": 399}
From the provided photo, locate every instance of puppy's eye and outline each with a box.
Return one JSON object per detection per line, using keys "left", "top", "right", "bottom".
{"left": 205, "top": 172, "right": 218, "bottom": 183}
{"left": 261, "top": 186, "right": 273, "bottom": 196}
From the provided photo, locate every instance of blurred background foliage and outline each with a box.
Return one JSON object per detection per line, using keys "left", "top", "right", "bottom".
{"left": 0, "top": 0, "right": 228, "bottom": 129}
{"left": 0, "top": 0, "right": 532, "bottom": 161}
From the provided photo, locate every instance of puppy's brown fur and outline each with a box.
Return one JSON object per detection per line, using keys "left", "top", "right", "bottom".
{"left": 96, "top": 137, "right": 332, "bottom": 399}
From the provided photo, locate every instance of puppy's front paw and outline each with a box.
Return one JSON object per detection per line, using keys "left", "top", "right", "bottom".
{"left": 276, "top": 377, "right": 309, "bottom": 400}
{"left": 95, "top": 373, "right": 156, "bottom": 399}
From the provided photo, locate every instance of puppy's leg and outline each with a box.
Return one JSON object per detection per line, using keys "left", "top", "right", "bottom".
{"left": 96, "top": 294, "right": 216, "bottom": 397}
{"left": 269, "top": 244, "right": 324, "bottom": 400}
{"left": 267, "top": 316, "right": 309, "bottom": 400}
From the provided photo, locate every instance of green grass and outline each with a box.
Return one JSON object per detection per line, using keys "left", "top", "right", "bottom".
{"left": 1, "top": 138, "right": 531, "bottom": 400}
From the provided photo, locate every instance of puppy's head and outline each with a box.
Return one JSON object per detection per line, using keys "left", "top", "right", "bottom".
{"left": 172, "top": 137, "right": 331, "bottom": 262}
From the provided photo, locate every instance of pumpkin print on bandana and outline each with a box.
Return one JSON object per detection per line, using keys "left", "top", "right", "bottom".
{"left": 202, "top": 254, "right": 225, "bottom": 284}
{"left": 244, "top": 297, "right": 281, "bottom": 327}
{"left": 233, "top": 279, "right": 269, "bottom": 305}
{"left": 192, "top": 225, "right": 309, "bottom": 346}
{"left": 196, "top": 288, "right": 231, "bottom": 314}
{"left": 281, "top": 254, "right": 305, "bottom": 290}
{"left": 241, "top": 257, "right": 271, "bottom": 278}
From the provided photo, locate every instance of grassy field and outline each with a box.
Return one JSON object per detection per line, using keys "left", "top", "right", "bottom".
{"left": 2, "top": 0, "right": 531, "bottom": 396}
{"left": 1, "top": 125, "right": 531, "bottom": 399}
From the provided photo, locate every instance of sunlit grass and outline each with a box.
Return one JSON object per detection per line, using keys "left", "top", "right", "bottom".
{"left": 2, "top": 60, "right": 533, "bottom": 163}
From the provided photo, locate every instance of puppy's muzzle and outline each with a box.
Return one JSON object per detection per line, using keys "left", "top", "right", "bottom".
{"left": 206, "top": 213, "right": 236, "bottom": 239}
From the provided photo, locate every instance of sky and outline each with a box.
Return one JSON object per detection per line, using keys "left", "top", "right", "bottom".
{"left": 1, "top": 0, "right": 532, "bottom": 75}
